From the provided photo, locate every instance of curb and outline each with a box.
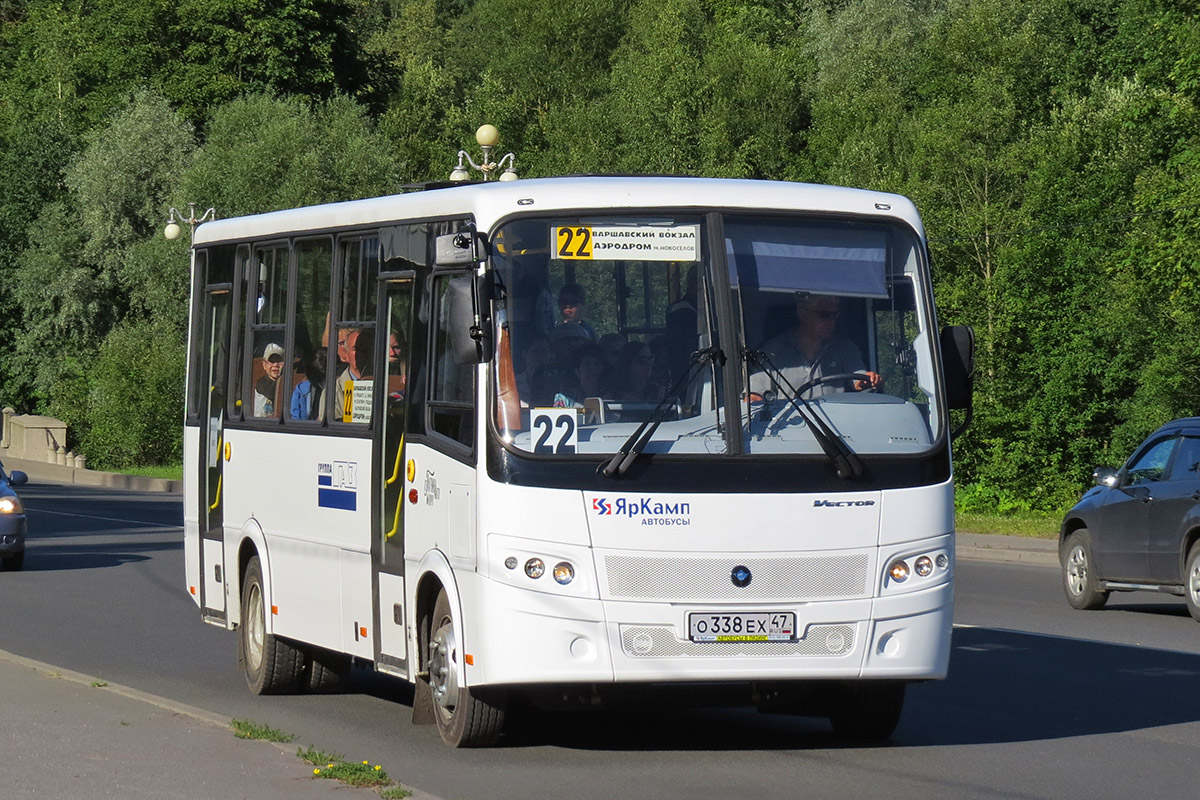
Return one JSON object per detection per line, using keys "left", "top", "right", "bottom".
{"left": 1, "top": 455, "right": 181, "bottom": 494}
{"left": 956, "top": 532, "right": 1059, "bottom": 568}
{"left": 0, "top": 647, "right": 228, "bottom": 727}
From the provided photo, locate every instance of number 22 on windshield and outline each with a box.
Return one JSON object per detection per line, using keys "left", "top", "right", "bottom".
{"left": 555, "top": 226, "right": 592, "bottom": 260}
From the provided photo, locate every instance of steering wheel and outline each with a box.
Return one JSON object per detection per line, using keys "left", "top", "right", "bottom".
{"left": 793, "top": 371, "right": 877, "bottom": 396}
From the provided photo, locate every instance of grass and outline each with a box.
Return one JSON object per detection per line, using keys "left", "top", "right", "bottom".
{"left": 230, "top": 718, "right": 298, "bottom": 743}
{"left": 956, "top": 508, "right": 1061, "bottom": 539}
{"left": 112, "top": 464, "right": 183, "bottom": 481}
{"left": 298, "top": 745, "right": 411, "bottom": 797}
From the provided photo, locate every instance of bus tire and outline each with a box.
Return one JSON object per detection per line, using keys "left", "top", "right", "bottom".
{"left": 302, "top": 645, "right": 350, "bottom": 693}
{"left": 828, "top": 682, "right": 905, "bottom": 740}
{"left": 428, "top": 589, "right": 506, "bottom": 747}
{"left": 239, "top": 556, "right": 304, "bottom": 695}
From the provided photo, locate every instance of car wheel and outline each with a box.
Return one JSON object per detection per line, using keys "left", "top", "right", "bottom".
{"left": 1184, "top": 542, "right": 1200, "bottom": 623}
{"left": 239, "top": 556, "right": 304, "bottom": 694}
{"left": 1063, "top": 529, "right": 1109, "bottom": 610}
{"left": 1, "top": 552, "right": 24, "bottom": 571}
{"left": 428, "top": 589, "right": 506, "bottom": 747}
{"left": 828, "top": 682, "right": 906, "bottom": 740}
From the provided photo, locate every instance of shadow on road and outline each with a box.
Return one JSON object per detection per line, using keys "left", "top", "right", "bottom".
{"left": 19, "top": 540, "right": 179, "bottom": 570}
{"left": 449, "top": 625, "right": 1200, "bottom": 750}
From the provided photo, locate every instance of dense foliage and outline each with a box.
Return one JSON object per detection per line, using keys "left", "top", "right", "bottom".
{"left": 0, "top": 0, "right": 1196, "bottom": 507}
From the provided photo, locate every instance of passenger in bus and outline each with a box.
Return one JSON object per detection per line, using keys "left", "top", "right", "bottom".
{"left": 515, "top": 335, "right": 554, "bottom": 401}
{"left": 336, "top": 329, "right": 366, "bottom": 417}
{"left": 386, "top": 332, "right": 407, "bottom": 403}
{"left": 552, "top": 344, "right": 608, "bottom": 408}
{"left": 550, "top": 319, "right": 591, "bottom": 367}
{"left": 290, "top": 347, "right": 326, "bottom": 421}
{"left": 555, "top": 283, "right": 596, "bottom": 340}
{"left": 749, "top": 293, "right": 880, "bottom": 398}
{"left": 608, "top": 341, "right": 665, "bottom": 403}
{"left": 598, "top": 332, "right": 627, "bottom": 367}
{"left": 254, "top": 343, "right": 284, "bottom": 418}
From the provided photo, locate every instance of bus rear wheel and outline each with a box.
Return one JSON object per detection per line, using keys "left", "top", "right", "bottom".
{"left": 428, "top": 589, "right": 506, "bottom": 747}
{"left": 828, "top": 682, "right": 906, "bottom": 740}
{"left": 240, "top": 555, "right": 304, "bottom": 694}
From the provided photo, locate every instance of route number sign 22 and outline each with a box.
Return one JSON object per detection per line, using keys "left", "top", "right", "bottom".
{"left": 530, "top": 408, "right": 579, "bottom": 454}
{"left": 555, "top": 226, "right": 592, "bottom": 260}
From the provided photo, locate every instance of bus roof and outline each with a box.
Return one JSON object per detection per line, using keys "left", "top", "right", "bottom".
{"left": 190, "top": 176, "right": 925, "bottom": 247}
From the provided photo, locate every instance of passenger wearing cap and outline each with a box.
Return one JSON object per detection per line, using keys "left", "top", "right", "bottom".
{"left": 255, "top": 343, "right": 284, "bottom": 417}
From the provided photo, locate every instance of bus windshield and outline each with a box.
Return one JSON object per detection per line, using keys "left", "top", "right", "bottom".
{"left": 491, "top": 212, "right": 940, "bottom": 459}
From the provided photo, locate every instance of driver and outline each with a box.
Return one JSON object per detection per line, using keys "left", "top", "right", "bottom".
{"left": 749, "top": 293, "right": 880, "bottom": 398}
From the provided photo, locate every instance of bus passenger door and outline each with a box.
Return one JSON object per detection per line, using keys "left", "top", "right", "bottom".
{"left": 375, "top": 276, "right": 414, "bottom": 673}
{"left": 198, "top": 287, "right": 231, "bottom": 622}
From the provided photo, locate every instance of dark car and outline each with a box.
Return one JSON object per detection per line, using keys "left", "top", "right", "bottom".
{"left": 0, "top": 460, "right": 29, "bottom": 571}
{"left": 1060, "top": 417, "right": 1200, "bottom": 620}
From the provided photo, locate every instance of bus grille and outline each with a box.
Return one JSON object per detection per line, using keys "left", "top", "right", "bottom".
{"left": 620, "top": 624, "right": 856, "bottom": 658}
{"left": 603, "top": 553, "right": 870, "bottom": 601}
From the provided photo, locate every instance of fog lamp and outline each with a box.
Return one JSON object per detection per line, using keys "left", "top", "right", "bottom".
{"left": 525, "top": 558, "right": 545, "bottom": 579}
{"left": 914, "top": 555, "right": 934, "bottom": 577}
{"left": 888, "top": 559, "right": 910, "bottom": 583}
{"left": 552, "top": 562, "right": 575, "bottom": 585}
{"left": 936, "top": 554, "right": 949, "bottom": 570}
{"left": 504, "top": 556, "right": 518, "bottom": 570}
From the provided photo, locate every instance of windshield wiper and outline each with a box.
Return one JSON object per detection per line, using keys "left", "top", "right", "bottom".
{"left": 743, "top": 349, "right": 864, "bottom": 480}
{"left": 600, "top": 347, "right": 725, "bottom": 478}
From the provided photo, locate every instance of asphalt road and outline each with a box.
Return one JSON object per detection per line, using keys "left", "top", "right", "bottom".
{"left": 4, "top": 482, "right": 1200, "bottom": 800}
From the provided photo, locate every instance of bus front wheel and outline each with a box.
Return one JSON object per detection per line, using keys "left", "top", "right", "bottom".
{"left": 239, "top": 555, "right": 304, "bottom": 695}
{"left": 428, "top": 589, "right": 506, "bottom": 747}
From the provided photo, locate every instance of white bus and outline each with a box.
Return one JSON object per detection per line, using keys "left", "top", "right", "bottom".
{"left": 183, "top": 176, "right": 974, "bottom": 747}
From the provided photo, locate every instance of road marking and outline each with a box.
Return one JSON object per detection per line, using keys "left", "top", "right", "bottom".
{"left": 23, "top": 507, "right": 180, "bottom": 528}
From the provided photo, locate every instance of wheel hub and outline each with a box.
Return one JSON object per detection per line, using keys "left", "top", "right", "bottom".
{"left": 1066, "top": 545, "right": 1087, "bottom": 595}
{"left": 429, "top": 621, "right": 459, "bottom": 713}
{"left": 246, "top": 584, "right": 264, "bottom": 672}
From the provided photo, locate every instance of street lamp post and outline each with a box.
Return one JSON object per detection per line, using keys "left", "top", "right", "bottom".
{"left": 449, "top": 124, "right": 518, "bottom": 182}
{"left": 163, "top": 202, "right": 217, "bottom": 240}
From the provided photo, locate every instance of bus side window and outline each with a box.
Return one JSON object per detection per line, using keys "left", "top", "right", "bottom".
{"left": 428, "top": 273, "right": 475, "bottom": 448}
{"left": 244, "top": 243, "right": 288, "bottom": 420}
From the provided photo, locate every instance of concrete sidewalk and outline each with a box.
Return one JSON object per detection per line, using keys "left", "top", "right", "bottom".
{"left": 0, "top": 649, "right": 430, "bottom": 800}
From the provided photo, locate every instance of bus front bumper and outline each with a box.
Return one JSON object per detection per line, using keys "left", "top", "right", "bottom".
{"left": 463, "top": 577, "right": 952, "bottom": 687}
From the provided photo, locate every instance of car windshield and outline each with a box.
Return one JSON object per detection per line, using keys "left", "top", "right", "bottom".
{"left": 490, "top": 212, "right": 940, "bottom": 458}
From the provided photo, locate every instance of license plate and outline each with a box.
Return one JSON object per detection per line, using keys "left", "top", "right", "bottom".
{"left": 688, "top": 612, "right": 796, "bottom": 642}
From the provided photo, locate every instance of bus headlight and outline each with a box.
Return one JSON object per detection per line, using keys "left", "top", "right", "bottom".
{"left": 552, "top": 562, "right": 575, "bottom": 585}
{"left": 524, "top": 558, "right": 545, "bottom": 579}
{"left": 888, "top": 559, "right": 910, "bottom": 583}
{"left": 914, "top": 555, "right": 934, "bottom": 577}
{"left": 0, "top": 496, "right": 22, "bottom": 514}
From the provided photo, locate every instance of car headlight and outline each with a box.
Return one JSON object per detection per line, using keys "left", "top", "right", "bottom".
{"left": 0, "top": 496, "right": 22, "bottom": 514}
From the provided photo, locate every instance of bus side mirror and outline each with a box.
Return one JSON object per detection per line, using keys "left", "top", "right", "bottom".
{"left": 446, "top": 275, "right": 492, "bottom": 364}
{"left": 435, "top": 232, "right": 485, "bottom": 266}
{"left": 940, "top": 325, "right": 975, "bottom": 410}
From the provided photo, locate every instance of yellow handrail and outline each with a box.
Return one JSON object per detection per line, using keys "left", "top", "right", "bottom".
{"left": 209, "top": 473, "right": 222, "bottom": 512}
{"left": 384, "top": 434, "right": 405, "bottom": 540}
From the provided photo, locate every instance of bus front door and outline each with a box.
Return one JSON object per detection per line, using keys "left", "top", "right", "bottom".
{"left": 198, "top": 286, "right": 231, "bottom": 622}
{"left": 374, "top": 276, "right": 414, "bottom": 673}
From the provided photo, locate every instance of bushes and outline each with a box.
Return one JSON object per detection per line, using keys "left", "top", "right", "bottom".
{"left": 74, "top": 320, "right": 185, "bottom": 470}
